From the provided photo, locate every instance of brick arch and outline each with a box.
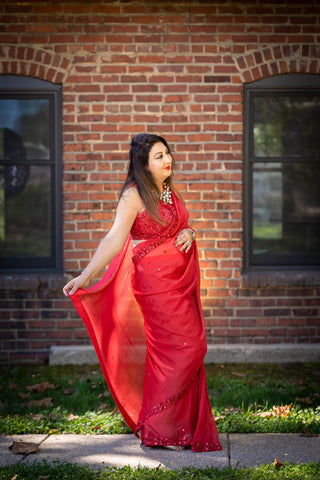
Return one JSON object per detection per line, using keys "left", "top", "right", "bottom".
{"left": 236, "top": 45, "right": 320, "bottom": 83}
{"left": 0, "top": 45, "right": 72, "bottom": 84}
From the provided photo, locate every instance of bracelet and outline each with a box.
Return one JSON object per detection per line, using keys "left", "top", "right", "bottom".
{"left": 187, "top": 227, "right": 195, "bottom": 241}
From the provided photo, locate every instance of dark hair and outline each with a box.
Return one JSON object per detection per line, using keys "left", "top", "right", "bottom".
{"left": 121, "top": 133, "right": 175, "bottom": 222}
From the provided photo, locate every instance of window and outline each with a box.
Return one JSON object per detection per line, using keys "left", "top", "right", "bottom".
{"left": 244, "top": 74, "right": 320, "bottom": 270}
{"left": 0, "top": 76, "right": 62, "bottom": 272}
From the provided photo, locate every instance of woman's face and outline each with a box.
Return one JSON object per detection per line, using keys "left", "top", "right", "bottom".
{"left": 147, "top": 142, "right": 172, "bottom": 187}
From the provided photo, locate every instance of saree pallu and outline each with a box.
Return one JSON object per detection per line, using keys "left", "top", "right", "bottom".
{"left": 70, "top": 193, "right": 222, "bottom": 452}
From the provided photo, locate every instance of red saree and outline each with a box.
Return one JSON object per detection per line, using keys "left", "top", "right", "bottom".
{"left": 70, "top": 192, "right": 222, "bottom": 452}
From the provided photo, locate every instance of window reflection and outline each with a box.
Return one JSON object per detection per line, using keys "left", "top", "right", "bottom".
{"left": 0, "top": 99, "right": 51, "bottom": 259}
{"left": 245, "top": 74, "right": 320, "bottom": 268}
{"left": 0, "top": 165, "right": 51, "bottom": 257}
{"left": 0, "top": 167, "right": 3, "bottom": 241}
{"left": 0, "top": 76, "right": 61, "bottom": 271}
{"left": 0, "top": 99, "right": 50, "bottom": 160}
{"left": 253, "top": 163, "right": 282, "bottom": 250}
{"left": 253, "top": 96, "right": 320, "bottom": 158}
{"left": 253, "top": 162, "right": 320, "bottom": 255}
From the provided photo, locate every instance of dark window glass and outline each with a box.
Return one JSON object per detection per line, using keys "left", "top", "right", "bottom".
{"left": 0, "top": 99, "right": 50, "bottom": 160}
{"left": 0, "top": 76, "right": 62, "bottom": 272}
{"left": 252, "top": 162, "right": 320, "bottom": 256}
{"left": 0, "top": 165, "right": 51, "bottom": 257}
{"left": 244, "top": 74, "right": 320, "bottom": 270}
{"left": 253, "top": 96, "right": 320, "bottom": 158}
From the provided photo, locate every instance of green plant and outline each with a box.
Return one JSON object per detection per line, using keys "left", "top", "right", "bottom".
{"left": 1, "top": 363, "right": 319, "bottom": 435}
{"left": 0, "top": 460, "right": 320, "bottom": 480}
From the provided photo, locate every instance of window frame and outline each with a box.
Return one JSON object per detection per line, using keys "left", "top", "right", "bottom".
{"left": 0, "top": 75, "right": 62, "bottom": 273}
{"left": 243, "top": 73, "right": 320, "bottom": 271}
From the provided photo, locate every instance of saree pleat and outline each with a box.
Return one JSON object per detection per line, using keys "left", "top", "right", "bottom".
{"left": 70, "top": 192, "right": 222, "bottom": 452}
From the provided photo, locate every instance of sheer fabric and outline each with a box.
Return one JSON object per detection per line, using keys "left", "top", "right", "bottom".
{"left": 70, "top": 191, "right": 222, "bottom": 452}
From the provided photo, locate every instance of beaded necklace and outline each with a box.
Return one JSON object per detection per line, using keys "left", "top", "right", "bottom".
{"left": 159, "top": 183, "right": 173, "bottom": 204}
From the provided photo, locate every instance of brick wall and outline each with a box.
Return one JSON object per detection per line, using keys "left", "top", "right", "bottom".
{"left": 0, "top": 0, "right": 320, "bottom": 362}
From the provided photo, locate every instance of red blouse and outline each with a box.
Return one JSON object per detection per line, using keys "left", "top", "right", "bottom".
{"left": 130, "top": 201, "right": 178, "bottom": 264}
{"left": 130, "top": 202, "right": 177, "bottom": 240}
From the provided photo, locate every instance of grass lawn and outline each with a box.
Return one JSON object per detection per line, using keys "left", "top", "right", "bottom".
{"left": 0, "top": 363, "right": 319, "bottom": 479}
{"left": 0, "top": 460, "right": 320, "bottom": 480}
{"left": 1, "top": 363, "right": 319, "bottom": 435}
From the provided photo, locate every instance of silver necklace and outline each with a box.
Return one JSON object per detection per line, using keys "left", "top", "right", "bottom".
{"left": 159, "top": 183, "right": 173, "bottom": 204}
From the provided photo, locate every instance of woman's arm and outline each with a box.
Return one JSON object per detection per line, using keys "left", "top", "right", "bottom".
{"left": 63, "top": 187, "right": 143, "bottom": 296}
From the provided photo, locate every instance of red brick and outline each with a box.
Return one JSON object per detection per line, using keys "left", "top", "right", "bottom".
{"left": 289, "top": 328, "right": 316, "bottom": 337}
{"left": 293, "top": 308, "right": 319, "bottom": 317}
{"left": 1, "top": 0, "right": 319, "bottom": 364}
{"left": 47, "top": 331, "right": 73, "bottom": 339}
{"left": 27, "top": 24, "right": 55, "bottom": 33}
{"left": 29, "top": 321, "right": 55, "bottom": 329}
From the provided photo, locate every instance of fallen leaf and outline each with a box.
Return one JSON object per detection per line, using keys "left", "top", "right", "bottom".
{"left": 19, "top": 392, "right": 30, "bottom": 400}
{"left": 67, "top": 414, "right": 79, "bottom": 421}
{"left": 296, "top": 379, "right": 308, "bottom": 386}
{"left": 8, "top": 380, "right": 18, "bottom": 390}
{"left": 273, "top": 404, "right": 291, "bottom": 418}
{"left": 48, "top": 429, "right": 57, "bottom": 434}
{"left": 98, "top": 391, "right": 110, "bottom": 399}
{"left": 63, "top": 388, "right": 74, "bottom": 395}
{"left": 255, "top": 411, "right": 274, "bottom": 419}
{"left": 30, "top": 413, "right": 45, "bottom": 420}
{"left": 27, "top": 397, "right": 53, "bottom": 408}
{"left": 26, "top": 382, "right": 57, "bottom": 393}
{"left": 11, "top": 474, "right": 18, "bottom": 480}
{"left": 233, "top": 372, "right": 246, "bottom": 377}
{"left": 273, "top": 457, "right": 283, "bottom": 469}
{"left": 224, "top": 407, "right": 242, "bottom": 414}
{"left": 98, "top": 403, "right": 107, "bottom": 410}
{"left": 9, "top": 440, "right": 40, "bottom": 455}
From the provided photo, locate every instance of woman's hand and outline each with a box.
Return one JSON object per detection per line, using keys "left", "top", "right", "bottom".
{"left": 63, "top": 272, "right": 91, "bottom": 297}
{"left": 175, "top": 228, "right": 194, "bottom": 254}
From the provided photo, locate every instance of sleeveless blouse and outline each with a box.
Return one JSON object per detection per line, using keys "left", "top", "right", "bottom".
{"left": 130, "top": 201, "right": 178, "bottom": 264}
{"left": 130, "top": 202, "right": 177, "bottom": 240}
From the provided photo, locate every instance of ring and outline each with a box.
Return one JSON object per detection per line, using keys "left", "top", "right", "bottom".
{"left": 185, "top": 241, "right": 191, "bottom": 246}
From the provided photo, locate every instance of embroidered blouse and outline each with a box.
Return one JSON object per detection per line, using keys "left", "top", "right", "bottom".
{"left": 129, "top": 198, "right": 178, "bottom": 264}
{"left": 130, "top": 202, "right": 176, "bottom": 240}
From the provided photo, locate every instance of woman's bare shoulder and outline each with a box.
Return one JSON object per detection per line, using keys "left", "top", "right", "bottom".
{"left": 120, "top": 185, "right": 144, "bottom": 210}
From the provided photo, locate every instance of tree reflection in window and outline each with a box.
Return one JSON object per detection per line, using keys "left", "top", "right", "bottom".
{"left": 0, "top": 100, "right": 51, "bottom": 257}
{"left": 244, "top": 74, "right": 320, "bottom": 268}
{"left": 0, "top": 76, "right": 61, "bottom": 271}
{"left": 253, "top": 96, "right": 320, "bottom": 158}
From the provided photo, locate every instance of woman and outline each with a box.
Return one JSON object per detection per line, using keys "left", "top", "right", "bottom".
{"left": 63, "top": 133, "right": 222, "bottom": 452}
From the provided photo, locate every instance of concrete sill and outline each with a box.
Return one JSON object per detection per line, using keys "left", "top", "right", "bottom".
{"left": 49, "top": 344, "right": 320, "bottom": 366}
